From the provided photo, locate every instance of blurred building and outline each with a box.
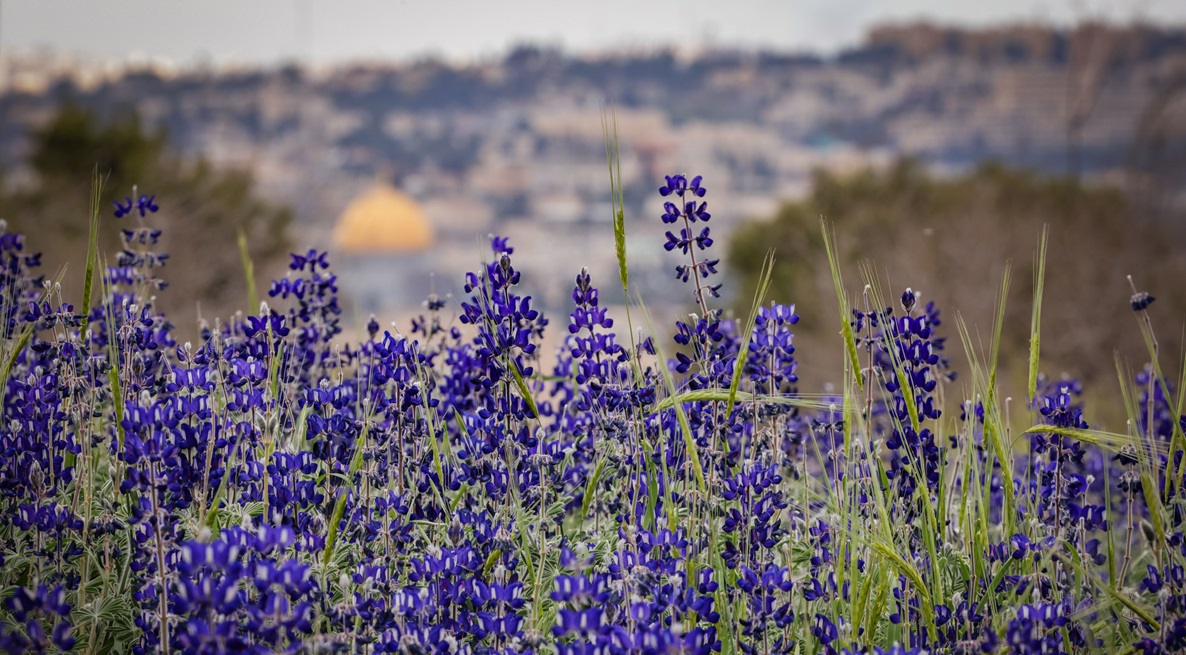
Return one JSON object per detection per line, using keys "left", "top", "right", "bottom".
{"left": 2, "top": 23, "right": 1183, "bottom": 324}
{"left": 333, "top": 182, "right": 436, "bottom": 313}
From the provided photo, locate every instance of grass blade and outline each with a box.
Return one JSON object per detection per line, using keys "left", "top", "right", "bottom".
{"left": 988, "top": 263, "right": 1011, "bottom": 395}
{"left": 1028, "top": 225, "right": 1048, "bottom": 401}
{"left": 821, "top": 219, "right": 863, "bottom": 390}
{"left": 322, "top": 421, "right": 369, "bottom": 567}
{"left": 0, "top": 329, "right": 31, "bottom": 391}
{"left": 637, "top": 293, "right": 707, "bottom": 494}
{"left": 602, "top": 105, "right": 629, "bottom": 295}
{"left": 509, "top": 357, "right": 541, "bottom": 422}
{"left": 577, "top": 456, "right": 609, "bottom": 528}
{"left": 1019, "top": 424, "right": 1147, "bottom": 454}
{"left": 955, "top": 313, "right": 1017, "bottom": 538}
{"left": 727, "top": 251, "right": 775, "bottom": 418}
{"left": 79, "top": 168, "right": 105, "bottom": 338}
{"left": 654, "top": 389, "right": 827, "bottom": 413}
{"left": 238, "top": 227, "right": 259, "bottom": 313}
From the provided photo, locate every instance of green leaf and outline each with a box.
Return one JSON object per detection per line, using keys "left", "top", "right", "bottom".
{"left": 482, "top": 549, "right": 503, "bottom": 577}
{"left": 509, "top": 357, "right": 540, "bottom": 422}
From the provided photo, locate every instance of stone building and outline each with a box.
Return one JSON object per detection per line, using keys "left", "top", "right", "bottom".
{"left": 333, "top": 182, "right": 437, "bottom": 314}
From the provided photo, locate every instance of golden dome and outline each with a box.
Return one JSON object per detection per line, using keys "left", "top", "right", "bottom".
{"left": 333, "top": 184, "right": 434, "bottom": 254}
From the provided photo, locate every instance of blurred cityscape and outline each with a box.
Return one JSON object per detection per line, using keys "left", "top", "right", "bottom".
{"left": 1, "top": 22, "right": 1184, "bottom": 329}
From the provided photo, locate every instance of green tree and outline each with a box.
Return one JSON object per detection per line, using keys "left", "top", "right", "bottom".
{"left": 728, "top": 160, "right": 1186, "bottom": 397}
{"left": 0, "top": 105, "right": 291, "bottom": 333}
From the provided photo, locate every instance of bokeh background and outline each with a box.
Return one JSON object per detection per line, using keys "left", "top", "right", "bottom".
{"left": 0, "top": 0, "right": 1184, "bottom": 402}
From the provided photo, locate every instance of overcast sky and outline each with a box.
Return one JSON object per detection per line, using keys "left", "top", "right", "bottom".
{"left": 1, "top": 0, "right": 1183, "bottom": 66}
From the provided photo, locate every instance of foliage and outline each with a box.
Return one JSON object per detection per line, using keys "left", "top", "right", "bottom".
{"left": 727, "top": 160, "right": 1186, "bottom": 393}
{"left": 0, "top": 105, "right": 292, "bottom": 330}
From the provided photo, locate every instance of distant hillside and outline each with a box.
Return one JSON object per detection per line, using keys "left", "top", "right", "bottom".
{"left": 2, "top": 23, "right": 1182, "bottom": 180}
{"left": 0, "top": 22, "right": 1182, "bottom": 319}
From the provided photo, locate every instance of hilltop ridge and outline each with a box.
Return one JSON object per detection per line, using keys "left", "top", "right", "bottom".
{"left": 0, "top": 21, "right": 1182, "bottom": 314}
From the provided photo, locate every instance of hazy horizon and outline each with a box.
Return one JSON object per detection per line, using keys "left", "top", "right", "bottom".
{"left": 2, "top": 0, "right": 1184, "bottom": 68}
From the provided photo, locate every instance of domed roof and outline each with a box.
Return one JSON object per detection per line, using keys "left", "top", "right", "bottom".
{"left": 333, "top": 184, "right": 434, "bottom": 254}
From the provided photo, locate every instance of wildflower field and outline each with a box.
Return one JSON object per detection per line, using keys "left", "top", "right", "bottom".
{"left": 0, "top": 165, "right": 1183, "bottom": 655}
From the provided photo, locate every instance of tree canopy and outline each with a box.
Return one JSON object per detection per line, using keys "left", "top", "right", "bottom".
{"left": 728, "top": 160, "right": 1185, "bottom": 396}
{"left": 0, "top": 105, "right": 291, "bottom": 333}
